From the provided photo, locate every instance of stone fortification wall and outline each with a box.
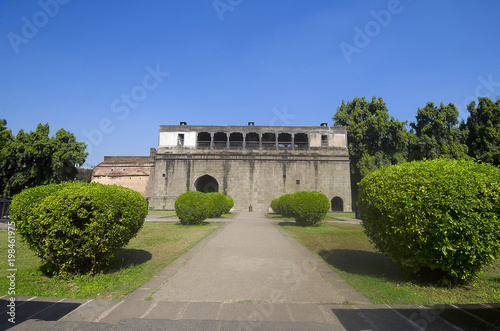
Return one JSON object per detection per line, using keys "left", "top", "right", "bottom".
{"left": 146, "top": 150, "right": 351, "bottom": 213}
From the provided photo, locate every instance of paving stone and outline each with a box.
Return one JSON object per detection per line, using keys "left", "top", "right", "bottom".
{"left": 60, "top": 300, "right": 122, "bottom": 322}
{"left": 9, "top": 319, "right": 113, "bottom": 331}
{"left": 99, "top": 300, "right": 154, "bottom": 324}
{"left": 219, "top": 303, "right": 255, "bottom": 321}
{"left": 14, "top": 298, "right": 66, "bottom": 321}
{"left": 390, "top": 304, "right": 462, "bottom": 331}
{"left": 142, "top": 301, "right": 189, "bottom": 319}
{"left": 347, "top": 304, "right": 421, "bottom": 330}
{"left": 287, "top": 303, "right": 330, "bottom": 323}
{"left": 25, "top": 298, "right": 87, "bottom": 322}
{"left": 455, "top": 303, "right": 500, "bottom": 327}
{"left": 181, "top": 302, "right": 222, "bottom": 320}
{"left": 123, "top": 289, "right": 151, "bottom": 301}
{"left": 253, "top": 303, "right": 292, "bottom": 323}
{"left": 137, "top": 275, "right": 168, "bottom": 289}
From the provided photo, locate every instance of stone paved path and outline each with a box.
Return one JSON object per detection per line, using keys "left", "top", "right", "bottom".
{"left": 150, "top": 212, "right": 349, "bottom": 303}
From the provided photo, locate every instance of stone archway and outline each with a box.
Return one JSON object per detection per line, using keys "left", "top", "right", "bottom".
{"left": 331, "top": 196, "right": 343, "bottom": 212}
{"left": 195, "top": 175, "right": 219, "bottom": 193}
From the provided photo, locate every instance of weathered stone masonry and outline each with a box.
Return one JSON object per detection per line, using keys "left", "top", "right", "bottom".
{"left": 92, "top": 124, "right": 352, "bottom": 213}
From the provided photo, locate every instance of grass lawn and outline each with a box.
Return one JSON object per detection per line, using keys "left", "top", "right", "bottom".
{"left": 147, "top": 210, "right": 176, "bottom": 215}
{"left": 0, "top": 222, "right": 221, "bottom": 300}
{"left": 212, "top": 213, "right": 237, "bottom": 220}
{"left": 326, "top": 212, "right": 356, "bottom": 219}
{"left": 147, "top": 210, "right": 237, "bottom": 220}
{"left": 280, "top": 222, "right": 500, "bottom": 305}
{"left": 267, "top": 213, "right": 356, "bottom": 221}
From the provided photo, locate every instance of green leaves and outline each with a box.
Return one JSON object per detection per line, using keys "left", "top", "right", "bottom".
{"left": 359, "top": 158, "right": 500, "bottom": 285}
{"left": 409, "top": 102, "right": 468, "bottom": 161}
{"left": 0, "top": 121, "right": 88, "bottom": 197}
{"left": 174, "top": 191, "right": 233, "bottom": 225}
{"left": 333, "top": 96, "right": 411, "bottom": 200}
{"left": 272, "top": 191, "right": 330, "bottom": 226}
{"left": 464, "top": 97, "right": 500, "bottom": 166}
{"left": 9, "top": 182, "right": 147, "bottom": 278}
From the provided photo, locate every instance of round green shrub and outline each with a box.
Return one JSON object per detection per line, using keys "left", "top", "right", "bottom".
{"left": 223, "top": 195, "right": 234, "bottom": 214}
{"left": 358, "top": 158, "right": 500, "bottom": 285}
{"left": 9, "top": 183, "right": 69, "bottom": 231}
{"left": 290, "top": 191, "right": 330, "bottom": 226}
{"left": 9, "top": 182, "right": 147, "bottom": 278}
{"left": 278, "top": 194, "right": 294, "bottom": 217}
{"left": 271, "top": 198, "right": 280, "bottom": 214}
{"left": 205, "top": 192, "right": 227, "bottom": 218}
{"left": 175, "top": 191, "right": 212, "bottom": 225}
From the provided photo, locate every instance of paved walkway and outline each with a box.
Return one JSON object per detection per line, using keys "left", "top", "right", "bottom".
{"left": 4, "top": 212, "right": 500, "bottom": 330}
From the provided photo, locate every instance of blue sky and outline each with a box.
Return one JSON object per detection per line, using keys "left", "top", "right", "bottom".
{"left": 1, "top": 0, "right": 499, "bottom": 167}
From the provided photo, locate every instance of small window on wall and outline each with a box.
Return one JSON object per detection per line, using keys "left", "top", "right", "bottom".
{"left": 178, "top": 134, "right": 185, "bottom": 146}
{"left": 321, "top": 135, "right": 328, "bottom": 147}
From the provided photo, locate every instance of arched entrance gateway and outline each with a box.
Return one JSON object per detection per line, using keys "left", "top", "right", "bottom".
{"left": 331, "top": 196, "right": 344, "bottom": 212}
{"left": 195, "top": 175, "right": 219, "bottom": 193}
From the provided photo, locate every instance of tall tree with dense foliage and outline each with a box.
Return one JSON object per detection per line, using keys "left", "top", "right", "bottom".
{"left": 463, "top": 97, "right": 500, "bottom": 166}
{"left": 0, "top": 120, "right": 14, "bottom": 196}
{"left": 0, "top": 121, "right": 88, "bottom": 197}
{"left": 0, "top": 119, "right": 13, "bottom": 150}
{"left": 333, "top": 96, "right": 410, "bottom": 203}
{"left": 409, "top": 102, "right": 468, "bottom": 161}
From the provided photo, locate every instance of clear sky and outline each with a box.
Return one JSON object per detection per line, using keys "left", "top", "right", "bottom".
{"left": 1, "top": 0, "right": 499, "bottom": 167}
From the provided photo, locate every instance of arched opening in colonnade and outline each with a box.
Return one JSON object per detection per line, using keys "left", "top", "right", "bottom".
{"left": 197, "top": 132, "right": 211, "bottom": 148}
{"left": 246, "top": 132, "right": 259, "bottom": 149}
{"left": 229, "top": 132, "right": 244, "bottom": 148}
{"left": 213, "top": 132, "right": 227, "bottom": 149}
{"left": 294, "top": 133, "right": 308, "bottom": 149}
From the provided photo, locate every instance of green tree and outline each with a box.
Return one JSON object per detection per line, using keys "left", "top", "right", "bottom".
{"left": 0, "top": 119, "right": 13, "bottom": 150}
{"left": 409, "top": 102, "right": 468, "bottom": 161}
{"left": 333, "top": 96, "right": 410, "bottom": 204}
{"left": 0, "top": 120, "right": 14, "bottom": 192}
{"left": 464, "top": 97, "right": 500, "bottom": 166}
{"left": 0, "top": 122, "right": 88, "bottom": 197}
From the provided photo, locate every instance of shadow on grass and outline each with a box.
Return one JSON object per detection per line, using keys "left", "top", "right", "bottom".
{"left": 109, "top": 248, "right": 153, "bottom": 271}
{"left": 38, "top": 248, "right": 153, "bottom": 277}
{"left": 277, "top": 221, "right": 296, "bottom": 226}
{"left": 319, "top": 249, "right": 404, "bottom": 282}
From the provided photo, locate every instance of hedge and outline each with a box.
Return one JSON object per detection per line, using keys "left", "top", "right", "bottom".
{"left": 207, "top": 192, "right": 230, "bottom": 218}
{"left": 272, "top": 191, "right": 330, "bottom": 226}
{"left": 223, "top": 195, "right": 234, "bottom": 214}
{"left": 358, "top": 158, "right": 500, "bottom": 285}
{"left": 291, "top": 191, "right": 330, "bottom": 226}
{"left": 9, "top": 182, "right": 147, "bottom": 278}
{"left": 175, "top": 191, "right": 212, "bottom": 225}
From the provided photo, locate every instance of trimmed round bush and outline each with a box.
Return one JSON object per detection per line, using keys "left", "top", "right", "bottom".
{"left": 175, "top": 191, "right": 212, "bottom": 225}
{"left": 358, "top": 158, "right": 500, "bottom": 285}
{"left": 206, "top": 192, "right": 227, "bottom": 218}
{"left": 290, "top": 191, "right": 330, "bottom": 226}
{"left": 9, "top": 182, "right": 147, "bottom": 278}
{"left": 271, "top": 198, "right": 280, "bottom": 214}
{"left": 278, "top": 194, "right": 295, "bottom": 217}
{"left": 271, "top": 191, "right": 330, "bottom": 226}
{"left": 223, "top": 195, "right": 234, "bottom": 214}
